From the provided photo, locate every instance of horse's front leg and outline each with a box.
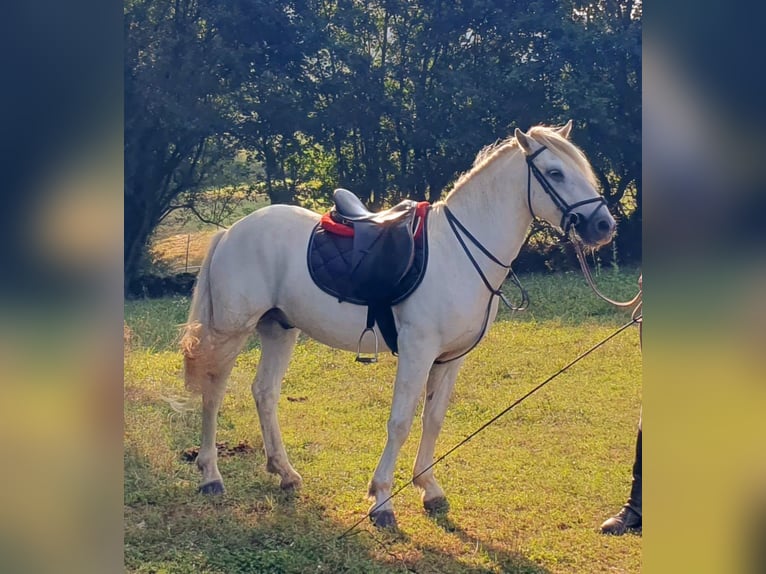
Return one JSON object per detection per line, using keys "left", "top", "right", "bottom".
{"left": 368, "top": 337, "right": 437, "bottom": 529}
{"left": 412, "top": 358, "right": 464, "bottom": 514}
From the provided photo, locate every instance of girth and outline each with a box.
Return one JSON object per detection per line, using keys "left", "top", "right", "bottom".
{"left": 307, "top": 190, "right": 430, "bottom": 361}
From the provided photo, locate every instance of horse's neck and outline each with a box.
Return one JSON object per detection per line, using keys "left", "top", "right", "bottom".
{"left": 440, "top": 150, "right": 532, "bottom": 275}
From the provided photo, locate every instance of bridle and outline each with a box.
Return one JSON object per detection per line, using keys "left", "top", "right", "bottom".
{"left": 444, "top": 143, "right": 611, "bottom": 302}
{"left": 439, "top": 142, "right": 639, "bottom": 363}
{"left": 525, "top": 145, "right": 608, "bottom": 236}
{"left": 525, "top": 144, "right": 641, "bottom": 312}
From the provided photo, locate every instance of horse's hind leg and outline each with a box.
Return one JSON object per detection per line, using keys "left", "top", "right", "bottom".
{"left": 189, "top": 332, "right": 249, "bottom": 494}
{"left": 252, "top": 317, "right": 302, "bottom": 490}
{"left": 412, "top": 358, "right": 464, "bottom": 514}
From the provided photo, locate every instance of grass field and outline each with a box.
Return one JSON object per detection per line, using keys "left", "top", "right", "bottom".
{"left": 148, "top": 194, "right": 270, "bottom": 275}
{"left": 124, "top": 267, "right": 642, "bottom": 573}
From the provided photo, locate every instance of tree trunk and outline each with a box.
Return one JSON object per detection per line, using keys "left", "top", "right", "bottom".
{"left": 124, "top": 192, "right": 159, "bottom": 297}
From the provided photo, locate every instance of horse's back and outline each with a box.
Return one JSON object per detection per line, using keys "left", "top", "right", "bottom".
{"left": 228, "top": 203, "right": 319, "bottom": 235}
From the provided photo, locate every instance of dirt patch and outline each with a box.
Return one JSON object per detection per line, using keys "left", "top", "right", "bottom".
{"left": 181, "top": 441, "right": 255, "bottom": 462}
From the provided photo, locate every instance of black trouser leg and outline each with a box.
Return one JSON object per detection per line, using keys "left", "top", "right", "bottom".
{"left": 626, "top": 427, "right": 641, "bottom": 516}
{"left": 600, "top": 419, "right": 642, "bottom": 534}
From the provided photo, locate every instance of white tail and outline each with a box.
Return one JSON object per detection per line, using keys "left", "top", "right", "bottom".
{"left": 180, "top": 230, "right": 226, "bottom": 392}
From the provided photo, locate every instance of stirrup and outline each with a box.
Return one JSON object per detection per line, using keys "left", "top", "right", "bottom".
{"left": 355, "top": 327, "right": 379, "bottom": 363}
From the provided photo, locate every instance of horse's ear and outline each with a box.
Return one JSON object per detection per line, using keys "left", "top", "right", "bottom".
{"left": 557, "top": 119, "right": 573, "bottom": 139}
{"left": 514, "top": 128, "right": 532, "bottom": 153}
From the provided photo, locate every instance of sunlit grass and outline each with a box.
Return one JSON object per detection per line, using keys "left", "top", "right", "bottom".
{"left": 124, "top": 268, "right": 642, "bottom": 573}
{"left": 149, "top": 230, "right": 217, "bottom": 275}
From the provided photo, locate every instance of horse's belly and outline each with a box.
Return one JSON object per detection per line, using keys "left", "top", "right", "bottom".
{"left": 283, "top": 293, "right": 392, "bottom": 354}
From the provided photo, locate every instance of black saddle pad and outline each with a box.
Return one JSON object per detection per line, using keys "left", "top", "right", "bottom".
{"left": 307, "top": 220, "right": 429, "bottom": 307}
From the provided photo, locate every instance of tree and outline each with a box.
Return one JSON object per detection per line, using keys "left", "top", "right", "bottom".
{"left": 125, "top": 0, "right": 642, "bottom": 287}
{"left": 124, "top": 0, "right": 231, "bottom": 293}
{"left": 555, "top": 0, "right": 642, "bottom": 262}
{"left": 124, "top": 0, "right": 325, "bottom": 291}
{"left": 211, "top": 0, "right": 327, "bottom": 204}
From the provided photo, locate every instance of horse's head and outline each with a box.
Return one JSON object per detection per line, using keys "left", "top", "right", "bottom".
{"left": 514, "top": 121, "right": 616, "bottom": 247}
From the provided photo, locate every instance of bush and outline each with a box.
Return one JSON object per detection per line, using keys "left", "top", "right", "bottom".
{"left": 126, "top": 273, "right": 197, "bottom": 299}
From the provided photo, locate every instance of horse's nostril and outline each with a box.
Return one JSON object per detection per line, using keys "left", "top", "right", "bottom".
{"left": 596, "top": 219, "right": 612, "bottom": 233}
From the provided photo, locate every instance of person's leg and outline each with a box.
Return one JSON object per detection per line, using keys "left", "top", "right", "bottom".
{"left": 601, "top": 416, "right": 642, "bottom": 535}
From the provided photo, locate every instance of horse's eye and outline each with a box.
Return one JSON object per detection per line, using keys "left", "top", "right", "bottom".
{"left": 547, "top": 169, "right": 563, "bottom": 180}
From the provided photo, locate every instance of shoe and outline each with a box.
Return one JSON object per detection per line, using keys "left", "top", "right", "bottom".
{"left": 600, "top": 505, "right": 642, "bottom": 535}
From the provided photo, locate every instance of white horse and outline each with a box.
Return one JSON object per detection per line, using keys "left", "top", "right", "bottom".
{"left": 181, "top": 121, "right": 616, "bottom": 528}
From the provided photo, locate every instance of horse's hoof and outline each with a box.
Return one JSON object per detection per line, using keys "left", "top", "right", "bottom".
{"left": 423, "top": 496, "right": 449, "bottom": 515}
{"left": 369, "top": 509, "right": 398, "bottom": 529}
{"left": 198, "top": 480, "right": 225, "bottom": 495}
{"left": 279, "top": 476, "right": 302, "bottom": 491}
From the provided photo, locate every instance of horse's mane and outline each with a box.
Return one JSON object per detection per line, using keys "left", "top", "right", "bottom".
{"left": 445, "top": 124, "right": 597, "bottom": 199}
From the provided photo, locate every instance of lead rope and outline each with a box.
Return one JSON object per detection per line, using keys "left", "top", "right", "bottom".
{"left": 569, "top": 230, "right": 642, "bottom": 311}
{"left": 338, "top": 315, "right": 639, "bottom": 539}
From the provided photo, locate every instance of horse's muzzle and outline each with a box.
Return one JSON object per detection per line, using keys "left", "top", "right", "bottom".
{"left": 573, "top": 205, "right": 616, "bottom": 247}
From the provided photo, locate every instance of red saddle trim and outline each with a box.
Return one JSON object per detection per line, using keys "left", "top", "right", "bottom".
{"left": 413, "top": 201, "right": 430, "bottom": 239}
{"left": 320, "top": 211, "right": 354, "bottom": 236}
{"left": 320, "top": 201, "right": 431, "bottom": 239}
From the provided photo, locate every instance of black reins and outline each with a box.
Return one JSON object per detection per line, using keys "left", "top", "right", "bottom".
{"left": 438, "top": 144, "right": 614, "bottom": 363}
{"left": 437, "top": 206, "right": 528, "bottom": 364}
{"left": 443, "top": 206, "right": 517, "bottom": 296}
{"left": 525, "top": 145, "right": 607, "bottom": 235}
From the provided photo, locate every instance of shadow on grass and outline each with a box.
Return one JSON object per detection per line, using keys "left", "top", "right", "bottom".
{"left": 124, "top": 459, "right": 552, "bottom": 573}
{"left": 426, "top": 512, "right": 552, "bottom": 574}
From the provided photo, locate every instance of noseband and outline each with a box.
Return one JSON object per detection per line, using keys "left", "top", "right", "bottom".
{"left": 525, "top": 145, "right": 607, "bottom": 234}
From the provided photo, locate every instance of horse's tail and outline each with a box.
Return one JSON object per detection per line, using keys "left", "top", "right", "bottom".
{"left": 180, "top": 230, "right": 225, "bottom": 393}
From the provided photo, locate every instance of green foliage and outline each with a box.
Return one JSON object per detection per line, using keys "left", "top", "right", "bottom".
{"left": 125, "top": 0, "right": 642, "bottom": 288}
{"left": 124, "top": 0, "right": 239, "bottom": 288}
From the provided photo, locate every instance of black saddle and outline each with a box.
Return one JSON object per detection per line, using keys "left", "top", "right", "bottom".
{"left": 307, "top": 189, "right": 430, "bottom": 362}
{"left": 330, "top": 189, "right": 420, "bottom": 299}
{"left": 333, "top": 188, "right": 418, "bottom": 224}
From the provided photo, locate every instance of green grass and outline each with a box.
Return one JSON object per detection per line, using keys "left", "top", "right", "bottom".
{"left": 124, "top": 267, "right": 642, "bottom": 573}
{"left": 124, "top": 267, "right": 640, "bottom": 351}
